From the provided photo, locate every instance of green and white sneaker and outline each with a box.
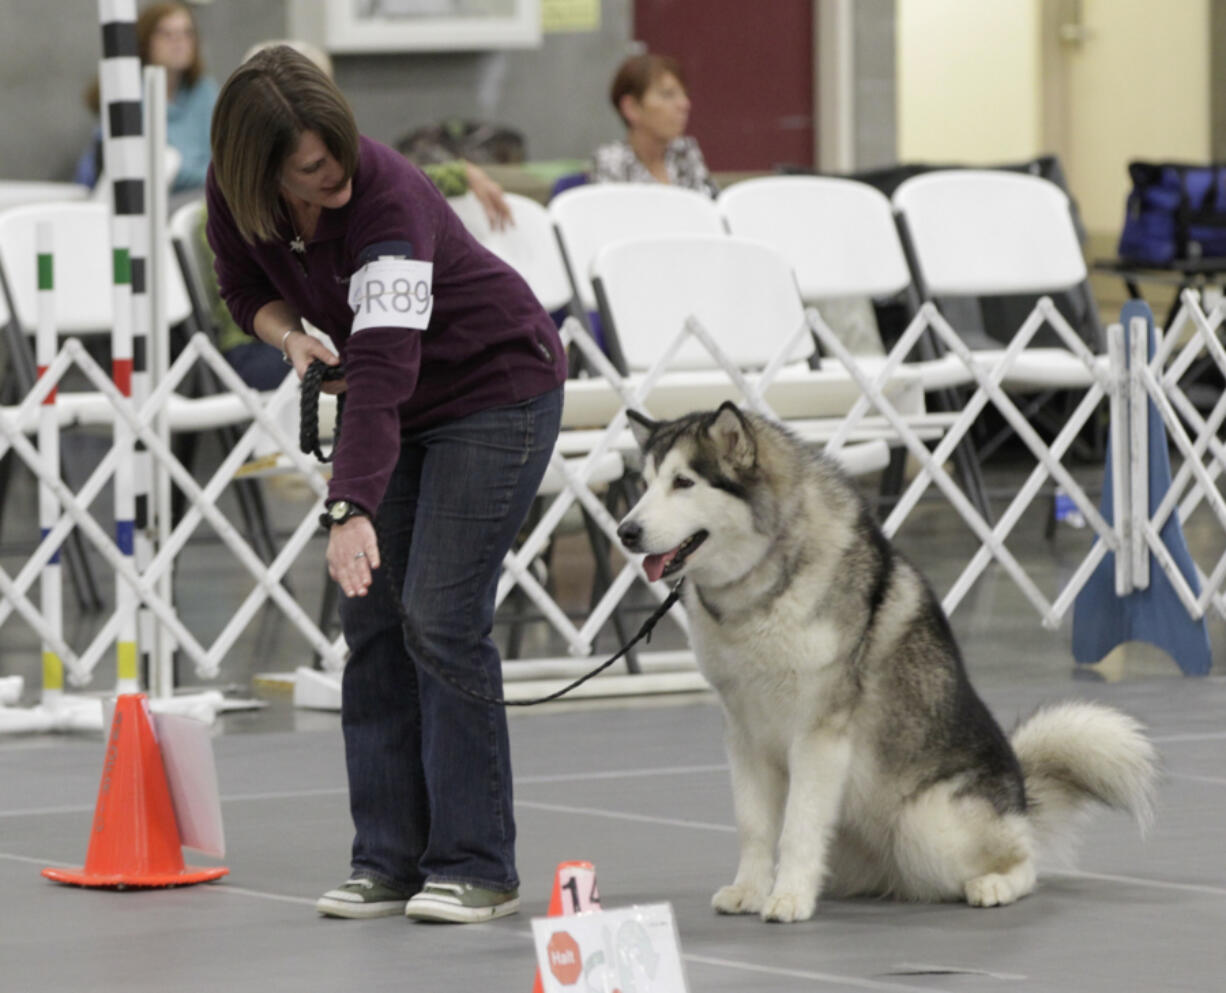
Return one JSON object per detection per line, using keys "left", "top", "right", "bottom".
{"left": 316, "top": 877, "right": 417, "bottom": 919}
{"left": 404, "top": 881, "right": 520, "bottom": 923}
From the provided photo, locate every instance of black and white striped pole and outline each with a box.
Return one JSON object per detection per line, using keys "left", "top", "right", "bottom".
{"left": 97, "top": 0, "right": 147, "bottom": 695}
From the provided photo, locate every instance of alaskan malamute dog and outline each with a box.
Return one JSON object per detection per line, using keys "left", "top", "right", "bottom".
{"left": 617, "top": 403, "right": 1156, "bottom": 923}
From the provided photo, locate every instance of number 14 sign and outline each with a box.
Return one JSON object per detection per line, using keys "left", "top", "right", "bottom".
{"left": 531, "top": 902, "right": 689, "bottom": 993}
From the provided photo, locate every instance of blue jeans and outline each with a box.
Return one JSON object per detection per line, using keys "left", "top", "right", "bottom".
{"left": 338, "top": 387, "right": 562, "bottom": 893}
{"left": 224, "top": 340, "right": 288, "bottom": 392}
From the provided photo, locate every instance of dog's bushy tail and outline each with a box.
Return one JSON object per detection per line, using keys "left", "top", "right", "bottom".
{"left": 1010, "top": 701, "right": 1156, "bottom": 862}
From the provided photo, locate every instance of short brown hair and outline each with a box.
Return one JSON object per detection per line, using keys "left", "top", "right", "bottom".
{"left": 609, "top": 54, "right": 685, "bottom": 125}
{"left": 210, "top": 45, "right": 359, "bottom": 243}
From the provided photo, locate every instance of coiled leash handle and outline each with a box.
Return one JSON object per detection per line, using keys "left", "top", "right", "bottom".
{"left": 299, "top": 359, "right": 347, "bottom": 462}
{"left": 298, "top": 359, "right": 683, "bottom": 706}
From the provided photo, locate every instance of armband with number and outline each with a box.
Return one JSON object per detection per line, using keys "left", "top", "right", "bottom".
{"left": 347, "top": 255, "right": 435, "bottom": 334}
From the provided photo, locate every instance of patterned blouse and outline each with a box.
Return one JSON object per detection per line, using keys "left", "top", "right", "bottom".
{"left": 591, "top": 136, "right": 718, "bottom": 197}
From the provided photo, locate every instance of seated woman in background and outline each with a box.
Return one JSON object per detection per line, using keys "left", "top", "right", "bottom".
{"left": 76, "top": 1, "right": 217, "bottom": 195}
{"left": 592, "top": 53, "right": 717, "bottom": 197}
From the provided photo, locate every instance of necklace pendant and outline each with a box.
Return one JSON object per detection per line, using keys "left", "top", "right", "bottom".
{"left": 290, "top": 236, "right": 307, "bottom": 254}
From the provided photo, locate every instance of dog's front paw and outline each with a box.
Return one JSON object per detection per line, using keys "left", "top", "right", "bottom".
{"left": 965, "top": 872, "right": 1024, "bottom": 908}
{"left": 712, "top": 881, "right": 768, "bottom": 915}
{"left": 761, "top": 888, "right": 817, "bottom": 923}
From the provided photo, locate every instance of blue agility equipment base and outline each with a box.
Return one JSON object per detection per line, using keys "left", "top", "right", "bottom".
{"left": 1072, "top": 300, "right": 1212, "bottom": 675}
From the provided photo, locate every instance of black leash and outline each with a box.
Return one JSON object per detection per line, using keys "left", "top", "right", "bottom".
{"left": 299, "top": 360, "right": 345, "bottom": 462}
{"left": 299, "top": 359, "right": 682, "bottom": 706}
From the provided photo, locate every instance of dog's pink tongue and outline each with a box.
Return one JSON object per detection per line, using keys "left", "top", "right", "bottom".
{"left": 642, "top": 548, "right": 679, "bottom": 582}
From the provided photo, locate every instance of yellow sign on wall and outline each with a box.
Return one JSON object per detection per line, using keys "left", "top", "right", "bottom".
{"left": 543, "top": 0, "right": 600, "bottom": 33}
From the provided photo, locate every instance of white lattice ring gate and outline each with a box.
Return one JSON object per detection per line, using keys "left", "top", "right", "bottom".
{"left": 3, "top": 292, "right": 1221, "bottom": 727}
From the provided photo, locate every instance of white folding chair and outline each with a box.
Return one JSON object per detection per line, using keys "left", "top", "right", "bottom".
{"left": 168, "top": 197, "right": 214, "bottom": 335}
{"left": 0, "top": 201, "right": 187, "bottom": 610}
{"left": 0, "top": 200, "right": 191, "bottom": 342}
{"left": 719, "top": 175, "right": 914, "bottom": 305}
{"left": 716, "top": 174, "right": 964, "bottom": 377}
{"left": 0, "top": 199, "right": 194, "bottom": 424}
{"left": 449, "top": 191, "right": 573, "bottom": 313}
{"left": 0, "top": 199, "right": 194, "bottom": 414}
{"left": 593, "top": 233, "right": 814, "bottom": 373}
{"left": 587, "top": 233, "right": 929, "bottom": 477}
{"left": 892, "top": 169, "right": 1103, "bottom": 371}
{"left": 891, "top": 169, "right": 1110, "bottom": 520}
{"left": 0, "top": 200, "right": 283, "bottom": 564}
{"left": 894, "top": 170, "right": 1087, "bottom": 297}
{"left": 717, "top": 175, "right": 993, "bottom": 510}
{"left": 718, "top": 173, "right": 924, "bottom": 358}
{"left": 549, "top": 183, "right": 726, "bottom": 314}
{"left": 0, "top": 181, "right": 90, "bottom": 211}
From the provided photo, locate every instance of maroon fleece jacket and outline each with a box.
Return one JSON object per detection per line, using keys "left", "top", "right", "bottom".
{"left": 206, "top": 135, "right": 566, "bottom": 515}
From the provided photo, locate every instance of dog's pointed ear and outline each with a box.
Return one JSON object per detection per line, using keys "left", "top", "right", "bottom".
{"left": 709, "top": 402, "right": 756, "bottom": 470}
{"left": 626, "top": 408, "right": 657, "bottom": 451}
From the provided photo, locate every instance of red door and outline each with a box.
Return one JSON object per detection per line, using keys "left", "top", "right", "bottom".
{"left": 632, "top": 0, "right": 815, "bottom": 171}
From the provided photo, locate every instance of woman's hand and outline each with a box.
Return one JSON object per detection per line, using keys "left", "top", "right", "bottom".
{"left": 326, "top": 515, "right": 380, "bottom": 598}
{"left": 285, "top": 330, "right": 347, "bottom": 394}
{"left": 464, "top": 161, "right": 513, "bottom": 231}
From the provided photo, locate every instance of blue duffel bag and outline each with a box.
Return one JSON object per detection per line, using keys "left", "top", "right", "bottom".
{"left": 1117, "top": 162, "right": 1226, "bottom": 265}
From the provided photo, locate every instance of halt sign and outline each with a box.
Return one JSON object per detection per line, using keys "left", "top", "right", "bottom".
{"left": 546, "top": 930, "right": 582, "bottom": 985}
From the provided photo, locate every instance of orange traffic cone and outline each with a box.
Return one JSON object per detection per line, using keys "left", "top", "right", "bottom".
{"left": 41, "top": 694, "right": 229, "bottom": 889}
{"left": 533, "top": 860, "right": 601, "bottom": 993}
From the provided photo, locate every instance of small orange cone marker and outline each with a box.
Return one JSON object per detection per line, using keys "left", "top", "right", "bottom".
{"left": 41, "top": 694, "right": 229, "bottom": 888}
{"left": 533, "top": 860, "right": 601, "bottom": 993}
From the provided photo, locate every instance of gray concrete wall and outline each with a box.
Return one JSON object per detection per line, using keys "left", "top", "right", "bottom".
{"left": 1212, "top": 0, "right": 1226, "bottom": 161}
{"left": 853, "top": 0, "right": 896, "bottom": 171}
{"left": 0, "top": 0, "right": 106, "bottom": 182}
{"left": 0, "top": 0, "right": 633, "bottom": 182}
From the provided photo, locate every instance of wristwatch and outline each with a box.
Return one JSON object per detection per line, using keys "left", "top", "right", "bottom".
{"left": 319, "top": 499, "right": 367, "bottom": 530}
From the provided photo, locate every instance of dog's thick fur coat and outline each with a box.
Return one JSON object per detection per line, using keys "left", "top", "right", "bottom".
{"left": 617, "top": 404, "right": 1156, "bottom": 922}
